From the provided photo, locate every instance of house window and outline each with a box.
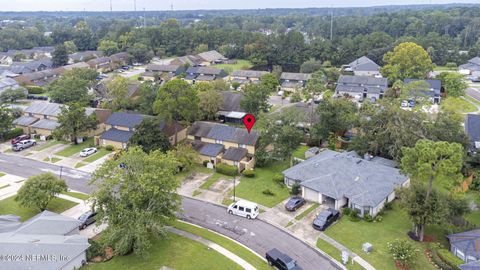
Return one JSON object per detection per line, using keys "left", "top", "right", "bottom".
{"left": 239, "top": 144, "right": 247, "bottom": 149}
{"left": 194, "top": 136, "right": 201, "bottom": 141}
{"left": 215, "top": 139, "right": 223, "bottom": 144}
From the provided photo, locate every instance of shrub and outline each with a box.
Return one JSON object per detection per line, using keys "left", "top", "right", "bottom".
{"left": 4, "top": 128, "right": 24, "bottom": 140}
{"left": 291, "top": 183, "right": 301, "bottom": 195}
{"left": 384, "top": 202, "right": 393, "bottom": 210}
{"left": 437, "top": 248, "right": 463, "bottom": 269}
{"left": 364, "top": 213, "right": 374, "bottom": 222}
{"left": 348, "top": 210, "right": 360, "bottom": 222}
{"left": 242, "top": 169, "right": 255, "bottom": 178}
{"left": 216, "top": 163, "right": 238, "bottom": 176}
{"left": 25, "top": 85, "right": 45, "bottom": 94}
{"left": 429, "top": 247, "right": 455, "bottom": 270}
{"left": 273, "top": 174, "right": 284, "bottom": 184}
{"left": 137, "top": 76, "right": 144, "bottom": 81}
{"left": 105, "top": 145, "right": 114, "bottom": 151}
{"left": 87, "top": 239, "right": 105, "bottom": 261}
{"left": 290, "top": 92, "right": 302, "bottom": 103}
{"left": 387, "top": 239, "right": 420, "bottom": 269}
{"left": 342, "top": 207, "right": 352, "bottom": 216}
{"left": 374, "top": 215, "right": 383, "bottom": 222}
{"left": 445, "top": 62, "right": 457, "bottom": 69}
{"left": 202, "top": 160, "right": 209, "bottom": 167}
{"left": 262, "top": 189, "right": 275, "bottom": 196}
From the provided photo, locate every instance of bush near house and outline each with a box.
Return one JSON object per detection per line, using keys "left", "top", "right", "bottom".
{"left": 105, "top": 145, "right": 114, "bottom": 151}
{"left": 216, "top": 163, "right": 238, "bottom": 176}
{"left": 242, "top": 169, "right": 255, "bottom": 178}
{"left": 25, "top": 85, "right": 45, "bottom": 94}
{"left": 4, "top": 128, "right": 23, "bottom": 140}
{"left": 436, "top": 247, "right": 463, "bottom": 270}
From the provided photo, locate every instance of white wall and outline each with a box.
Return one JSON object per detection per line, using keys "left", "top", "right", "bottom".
{"left": 335, "top": 197, "right": 348, "bottom": 210}
{"left": 353, "top": 70, "right": 380, "bottom": 77}
{"left": 59, "top": 252, "right": 87, "bottom": 270}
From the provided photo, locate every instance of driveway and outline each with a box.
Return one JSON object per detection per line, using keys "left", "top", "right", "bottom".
{"left": 119, "top": 67, "right": 145, "bottom": 78}
{"left": 180, "top": 197, "right": 343, "bottom": 270}
{"left": 467, "top": 87, "right": 480, "bottom": 102}
{"left": 261, "top": 197, "right": 316, "bottom": 227}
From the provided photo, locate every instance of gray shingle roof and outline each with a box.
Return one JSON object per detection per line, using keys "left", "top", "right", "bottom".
{"left": 146, "top": 64, "right": 181, "bottom": 72}
{"left": 220, "top": 92, "right": 244, "bottom": 112}
{"left": 186, "top": 66, "right": 225, "bottom": 76}
{"left": 13, "top": 116, "right": 38, "bottom": 126}
{"left": 105, "top": 112, "right": 145, "bottom": 129}
{"left": 231, "top": 70, "right": 268, "bottom": 78}
{"left": 197, "top": 50, "right": 226, "bottom": 62}
{"left": 199, "top": 143, "right": 225, "bottom": 157}
{"left": 222, "top": 147, "right": 248, "bottom": 161}
{"left": 100, "top": 128, "right": 134, "bottom": 143}
{"left": 460, "top": 261, "right": 480, "bottom": 270}
{"left": 348, "top": 56, "right": 380, "bottom": 72}
{"left": 336, "top": 75, "right": 388, "bottom": 95}
{"left": 24, "top": 102, "right": 95, "bottom": 117}
{"left": 280, "top": 72, "right": 311, "bottom": 81}
{"left": 14, "top": 211, "right": 81, "bottom": 235}
{"left": 188, "top": 121, "right": 259, "bottom": 146}
{"left": 196, "top": 74, "right": 216, "bottom": 81}
{"left": 466, "top": 114, "right": 480, "bottom": 148}
{"left": 447, "top": 229, "right": 480, "bottom": 261}
{"left": 283, "top": 149, "right": 408, "bottom": 208}
{"left": 30, "top": 119, "right": 60, "bottom": 130}
{"left": 404, "top": 79, "right": 441, "bottom": 97}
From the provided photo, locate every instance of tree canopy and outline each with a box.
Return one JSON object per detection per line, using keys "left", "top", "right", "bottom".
{"left": 128, "top": 118, "right": 172, "bottom": 153}
{"left": 15, "top": 173, "right": 67, "bottom": 212}
{"left": 381, "top": 42, "right": 434, "bottom": 82}
{"left": 53, "top": 102, "right": 97, "bottom": 144}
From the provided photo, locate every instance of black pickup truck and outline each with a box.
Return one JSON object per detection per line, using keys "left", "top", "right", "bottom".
{"left": 265, "top": 248, "right": 302, "bottom": 270}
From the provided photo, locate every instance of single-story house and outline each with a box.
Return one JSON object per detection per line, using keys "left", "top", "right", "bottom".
{"left": 0, "top": 77, "right": 22, "bottom": 94}
{"left": 97, "top": 112, "right": 186, "bottom": 149}
{"left": 346, "top": 56, "right": 381, "bottom": 77}
{"left": 282, "top": 149, "right": 409, "bottom": 217}
{"left": 197, "top": 50, "right": 228, "bottom": 65}
{"left": 14, "top": 68, "right": 63, "bottom": 87}
{"left": 465, "top": 114, "right": 480, "bottom": 151}
{"left": 92, "top": 81, "right": 142, "bottom": 107}
{"left": 171, "top": 55, "right": 204, "bottom": 67}
{"left": 111, "top": 52, "right": 131, "bottom": 66}
{"left": 60, "top": 62, "right": 91, "bottom": 72}
{"left": 459, "top": 57, "right": 480, "bottom": 76}
{"left": 141, "top": 64, "right": 186, "bottom": 81}
{"left": 87, "top": 57, "right": 113, "bottom": 73}
{"left": 218, "top": 91, "right": 246, "bottom": 123}
{"left": 188, "top": 121, "right": 259, "bottom": 171}
{"left": 403, "top": 79, "right": 442, "bottom": 104}
{"left": 447, "top": 229, "right": 480, "bottom": 263}
{"left": 184, "top": 67, "right": 227, "bottom": 83}
{"left": 69, "top": 51, "right": 104, "bottom": 64}
{"left": 335, "top": 75, "right": 388, "bottom": 102}
{"left": 0, "top": 52, "right": 13, "bottom": 65}
{"left": 9, "top": 59, "right": 53, "bottom": 75}
{"left": 280, "top": 72, "right": 311, "bottom": 92}
{"left": 0, "top": 211, "right": 89, "bottom": 270}
{"left": 230, "top": 70, "right": 269, "bottom": 86}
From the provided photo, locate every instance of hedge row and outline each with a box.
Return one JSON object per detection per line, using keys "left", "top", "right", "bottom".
{"left": 3, "top": 128, "right": 23, "bottom": 140}
{"left": 430, "top": 249, "right": 456, "bottom": 270}
{"left": 436, "top": 248, "right": 462, "bottom": 270}
{"left": 216, "top": 163, "right": 238, "bottom": 176}
{"left": 25, "top": 85, "right": 45, "bottom": 94}
{"left": 242, "top": 169, "right": 255, "bottom": 178}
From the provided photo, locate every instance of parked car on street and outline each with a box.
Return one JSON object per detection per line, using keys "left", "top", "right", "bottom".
{"left": 80, "top": 147, "right": 97, "bottom": 157}
{"left": 78, "top": 210, "right": 97, "bottom": 230}
{"left": 312, "top": 208, "right": 340, "bottom": 231}
{"left": 227, "top": 200, "right": 259, "bottom": 219}
{"left": 285, "top": 196, "right": 306, "bottom": 212}
{"left": 266, "top": 248, "right": 302, "bottom": 270}
{"left": 12, "top": 139, "right": 36, "bottom": 151}
{"left": 11, "top": 134, "right": 31, "bottom": 145}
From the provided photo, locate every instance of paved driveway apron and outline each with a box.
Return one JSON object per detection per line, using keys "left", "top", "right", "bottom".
{"left": 180, "top": 197, "right": 341, "bottom": 270}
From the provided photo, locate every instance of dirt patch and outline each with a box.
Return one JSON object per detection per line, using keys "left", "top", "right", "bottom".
{"left": 210, "top": 179, "right": 234, "bottom": 193}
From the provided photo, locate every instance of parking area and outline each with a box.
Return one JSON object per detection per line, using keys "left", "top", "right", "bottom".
{"left": 261, "top": 197, "right": 317, "bottom": 227}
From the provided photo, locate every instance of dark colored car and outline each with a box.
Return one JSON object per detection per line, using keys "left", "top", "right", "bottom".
{"left": 266, "top": 248, "right": 302, "bottom": 270}
{"left": 11, "top": 134, "right": 31, "bottom": 145}
{"left": 285, "top": 196, "right": 306, "bottom": 212}
{"left": 78, "top": 211, "right": 97, "bottom": 230}
{"left": 312, "top": 208, "right": 340, "bottom": 231}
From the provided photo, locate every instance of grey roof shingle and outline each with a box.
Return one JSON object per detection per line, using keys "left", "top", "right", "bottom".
{"left": 100, "top": 128, "right": 134, "bottom": 143}
{"left": 199, "top": 143, "right": 225, "bottom": 157}
{"left": 460, "top": 261, "right": 480, "bottom": 270}
{"left": 336, "top": 75, "right": 388, "bottom": 95}
{"left": 186, "top": 66, "right": 225, "bottom": 76}
{"left": 105, "top": 112, "right": 145, "bottom": 129}
{"left": 196, "top": 74, "right": 216, "bottom": 81}
{"left": 231, "top": 70, "right": 268, "bottom": 78}
{"left": 447, "top": 229, "right": 480, "bottom": 261}
{"left": 30, "top": 119, "right": 60, "bottom": 130}
{"left": 188, "top": 121, "right": 259, "bottom": 146}
{"left": 348, "top": 56, "right": 380, "bottom": 72}
{"left": 404, "top": 79, "right": 441, "bottom": 97}
{"left": 13, "top": 116, "right": 38, "bottom": 126}
{"left": 222, "top": 147, "right": 248, "bottom": 161}
{"left": 14, "top": 211, "right": 81, "bottom": 235}
{"left": 146, "top": 64, "right": 181, "bottom": 72}
{"left": 280, "top": 72, "right": 311, "bottom": 81}
{"left": 197, "top": 50, "right": 226, "bottom": 62}
{"left": 283, "top": 150, "right": 408, "bottom": 207}
{"left": 466, "top": 114, "right": 480, "bottom": 148}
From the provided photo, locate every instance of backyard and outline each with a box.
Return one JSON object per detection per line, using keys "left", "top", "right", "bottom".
{"left": 292, "top": 145, "right": 309, "bottom": 160}
{"left": 0, "top": 195, "right": 78, "bottom": 221}
{"left": 441, "top": 97, "right": 478, "bottom": 114}
{"left": 213, "top": 60, "right": 253, "bottom": 74}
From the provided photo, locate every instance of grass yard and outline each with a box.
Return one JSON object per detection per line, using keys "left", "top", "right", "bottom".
{"left": 0, "top": 196, "right": 78, "bottom": 221}
{"left": 192, "top": 190, "right": 202, "bottom": 196}
{"left": 316, "top": 238, "right": 365, "bottom": 270}
{"left": 324, "top": 203, "right": 437, "bottom": 270}
{"left": 62, "top": 191, "right": 90, "bottom": 200}
{"left": 222, "top": 197, "right": 234, "bottom": 206}
{"left": 200, "top": 173, "right": 232, "bottom": 190}
{"left": 292, "top": 145, "right": 309, "bottom": 160}
{"left": 0, "top": 172, "right": 5, "bottom": 177}
{"left": 175, "top": 165, "right": 213, "bottom": 183}
{"left": 43, "top": 157, "right": 62, "bottom": 163}
{"left": 441, "top": 97, "right": 477, "bottom": 114}
{"left": 233, "top": 161, "right": 291, "bottom": 207}
{"left": 295, "top": 203, "right": 319, "bottom": 221}
{"left": 85, "top": 232, "right": 243, "bottom": 270}
{"left": 465, "top": 95, "right": 480, "bottom": 106}
{"left": 433, "top": 66, "right": 457, "bottom": 71}
{"left": 171, "top": 220, "right": 271, "bottom": 270}
{"left": 34, "top": 140, "right": 67, "bottom": 151}
{"left": 75, "top": 162, "right": 87, "bottom": 168}
{"left": 3, "top": 149, "right": 13, "bottom": 153}
{"left": 213, "top": 59, "right": 253, "bottom": 74}
{"left": 83, "top": 148, "right": 112, "bottom": 162}
{"left": 55, "top": 138, "right": 94, "bottom": 157}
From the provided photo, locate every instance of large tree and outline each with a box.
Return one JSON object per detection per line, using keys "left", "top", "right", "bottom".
{"left": 128, "top": 43, "right": 153, "bottom": 64}
{"left": 106, "top": 76, "right": 130, "bottom": 111}
{"left": 90, "top": 147, "right": 181, "bottom": 256}
{"left": 53, "top": 102, "right": 97, "bottom": 144}
{"left": 0, "top": 88, "right": 26, "bottom": 103}
{"left": 128, "top": 118, "right": 172, "bottom": 153}
{"left": 48, "top": 74, "right": 91, "bottom": 105}
{"left": 198, "top": 88, "right": 223, "bottom": 120}
{"left": 52, "top": 44, "right": 69, "bottom": 67}
{"left": 153, "top": 79, "right": 199, "bottom": 144}
{"left": 313, "top": 97, "right": 358, "bottom": 142}
{"left": 381, "top": 42, "right": 434, "bottom": 82}
{"left": 240, "top": 84, "right": 271, "bottom": 116}
{"left": 401, "top": 139, "right": 464, "bottom": 241}
{"left": 136, "top": 82, "right": 159, "bottom": 115}
{"left": 436, "top": 72, "right": 467, "bottom": 98}
{"left": 15, "top": 173, "right": 67, "bottom": 212}
{"left": 0, "top": 106, "right": 13, "bottom": 141}
{"left": 98, "top": 40, "right": 119, "bottom": 56}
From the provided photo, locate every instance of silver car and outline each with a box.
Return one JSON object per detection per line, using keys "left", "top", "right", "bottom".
{"left": 12, "top": 139, "right": 36, "bottom": 151}
{"left": 80, "top": 147, "right": 97, "bottom": 157}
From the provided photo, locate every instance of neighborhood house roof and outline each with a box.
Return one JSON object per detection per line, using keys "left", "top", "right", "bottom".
{"left": 199, "top": 143, "right": 225, "bottom": 157}
{"left": 30, "top": 119, "right": 60, "bottom": 130}
{"left": 459, "top": 261, "right": 480, "bottom": 270}
{"left": 197, "top": 50, "right": 226, "bottom": 62}
{"left": 0, "top": 77, "right": 20, "bottom": 91}
{"left": 13, "top": 116, "right": 38, "bottom": 126}
{"left": 24, "top": 102, "right": 95, "bottom": 118}
{"left": 466, "top": 114, "right": 480, "bottom": 148}
{"left": 14, "top": 211, "right": 81, "bottom": 235}
{"left": 186, "top": 66, "right": 225, "bottom": 76}
{"left": 336, "top": 75, "right": 388, "bottom": 94}
{"left": 447, "top": 229, "right": 480, "bottom": 261}
{"left": 283, "top": 149, "right": 408, "bottom": 208}
{"left": 222, "top": 147, "right": 248, "bottom": 161}
{"left": 100, "top": 128, "right": 134, "bottom": 143}
{"left": 189, "top": 121, "right": 259, "bottom": 146}
{"left": 220, "top": 92, "right": 245, "bottom": 113}
{"left": 196, "top": 74, "right": 216, "bottom": 81}
{"left": 105, "top": 112, "right": 145, "bottom": 129}
{"left": 348, "top": 56, "right": 380, "bottom": 72}
{"left": 146, "top": 64, "right": 181, "bottom": 72}
{"left": 231, "top": 70, "right": 268, "bottom": 78}
{"left": 280, "top": 72, "right": 311, "bottom": 81}
{"left": 403, "top": 79, "right": 441, "bottom": 97}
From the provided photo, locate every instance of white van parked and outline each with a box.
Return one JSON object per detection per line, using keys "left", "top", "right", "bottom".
{"left": 227, "top": 200, "right": 259, "bottom": 219}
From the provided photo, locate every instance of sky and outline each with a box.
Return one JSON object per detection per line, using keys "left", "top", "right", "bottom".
{"left": 0, "top": 0, "right": 478, "bottom": 11}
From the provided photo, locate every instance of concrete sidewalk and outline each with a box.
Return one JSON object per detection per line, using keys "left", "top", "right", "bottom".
{"left": 0, "top": 174, "right": 25, "bottom": 200}
{"left": 167, "top": 226, "right": 257, "bottom": 270}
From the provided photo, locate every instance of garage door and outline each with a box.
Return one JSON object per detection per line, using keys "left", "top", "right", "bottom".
{"left": 303, "top": 187, "right": 319, "bottom": 203}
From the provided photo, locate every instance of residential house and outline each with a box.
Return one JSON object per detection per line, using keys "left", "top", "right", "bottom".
{"left": 282, "top": 149, "right": 409, "bottom": 217}
{"left": 403, "top": 79, "right": 442, "bottom": 104}
{"left": 184, "top": 67, "right": 227, "bottom": 83}
{"left": 14, "top": 68, "right": 63, "bottom": 87}
{"left": 230, "top": 70, "right": 269, "bottom": 86}
{"left": 97, "top": 112, "right": 186, "bottom": 149}
{"left": 465, "top": 114, "right": 480, "bottom": 152}
{"left": 218, "top": 92, "right": 246, "bottom": 123}
{"left": 61, "top": 62, "right": 91, "bottom": 72}
{"left": 9, "top": 59, "right": 54, "bottom": 75}
{"left": 188, "top": 121, "right": 259, "bottom": 171}
{"left": 0, "top": 52, "right": 13, "bottom": 65}
{"left": 335, "top": 75, "right": 388, "bottom": 102}
{"left": 197, "top": 50, "right": 227, "bottom": 65}
{"left": 141, "top": 64, "right": 186, "bottom": 81}
{"left": 0, "top": 211, "right": 89, "bottom": 270}
{"left": 13, "top": 102, "right": 111, "bottom": 137}
{"left": 346, "top": 56, "right": 381, "bottom": 77}
{"left": 111, "top": 52, "right": 131, "bottom": 67}
{"left": 87, "top": 57, "right": 112, "bottom": 73}
{"left": 459, "top": 57, "right": 480, "bottom": 76}
{"left": 0, "top": 77, "right": 22, "bottom": 95}
{"left": 69, "top": 51, "right": 104, "bottom": 64}
{"left": 92, "top": 81, "right": 142, "bottom": 107}
{"left": 171, "top": 55, "right": 204, "bottom": 67}
{"left": 447, "top": 229, "right": 480, "bottom": 265}
{"left": 280, "top": 72, "right": 311, "bottom": 92}
{"left": 5, "top": 47, "right": 55, "bottom": 61}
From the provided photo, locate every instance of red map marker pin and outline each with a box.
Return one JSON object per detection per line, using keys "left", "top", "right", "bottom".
{"left": 242, "top": 114, "right": 256, "bottom": 133}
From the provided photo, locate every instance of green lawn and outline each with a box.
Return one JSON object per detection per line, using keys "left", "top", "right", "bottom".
{"left": 55, "top": 138, "right": 94, "bottom": 157}
{"left": 433, "top": 66, "right": 457, "bottom": 71}
{"left": 213, "top": 60, "right": 253, "bottom": 74}
{"left": 200, "top": 173, "right": 232, "bottom": 190}
{"left": 83, "top": 148, "right": 112, "bottom": 163}
{"left": 316, "top": 238, "right": 365, "bottom": 270}
{"left": 43, "top": 157, "right": 62, "bottom": 163}
{"left": 0, "top": 196, "right": 78, "bottom": 221}
{"left": 85, "top": 232, "right": 243, "bottom": 270}
{"left": 75, "top": 162, "right": 87, "bottom": 168}
{"left": 441, "top": 97, "right": 477, "bottom": 114}
{"left": 62, "top": 191, "right": 90, "bottom": 200}
{"left": 34, "top": 140, "right": 67, "bottom": 151}
{"left": 465, "top": 95, "right": 480, "bottom": 107}
{"left": 295, "top": 203, "right": 319, "bottom": 221}
{"left": 324, "top": 203, "right": 437, "bottom": 270}
{"left": 233, "top": 161, "right": 290, "bottom": 207}
{"left": 171, "top": 220, "right": 271, "bottom": 270}
{"left": 292, "top": 145, "right": 309, "bottom": 160}
{"left": 0, "top": 172, "right": 5, "bottom": 177}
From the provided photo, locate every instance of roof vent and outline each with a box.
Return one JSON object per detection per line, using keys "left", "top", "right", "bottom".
{"left": 354, "top": 176, "right": 360, "bottom": 182}
{"left": 356, "top": 160, "right": 363, "bottom": 164}
{"left": 313, "top": 162, "right": 320, "bottom": 168}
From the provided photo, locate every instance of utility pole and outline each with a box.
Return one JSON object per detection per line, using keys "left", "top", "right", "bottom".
{"left": 171, "top": 3, "right": 174, "bottom": 11}
{"left": 143, "top": 8, "right": 146, "bottom": 28}
{"left": 109, "top": 0, "right": 112, "bottom": 12}
{"left": 330, "top": 9, "right": 334, "bottom": 40}
{"left": 133, "top": 0, "right": 137, "bottom": 12}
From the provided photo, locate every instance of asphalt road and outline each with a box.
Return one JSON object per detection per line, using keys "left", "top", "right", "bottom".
{"left": 0, "top": 153, "right": 94, "bottom": 193}
{"left": 467, "top": 87, "right": 480, "bottom": 102}
{"left": 180, "top": 197, "right": 341, "bottom": 270}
